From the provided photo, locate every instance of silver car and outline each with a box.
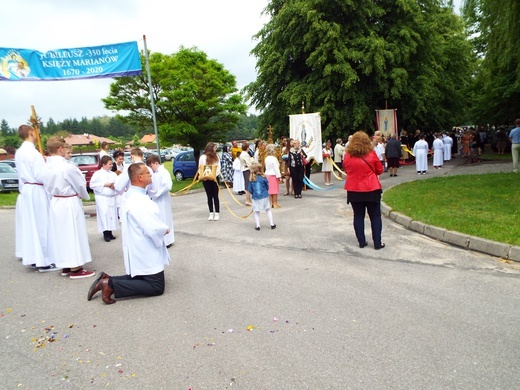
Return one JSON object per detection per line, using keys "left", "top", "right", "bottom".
{"left": 0, "top": 163, "right": 19, "bottom": 192}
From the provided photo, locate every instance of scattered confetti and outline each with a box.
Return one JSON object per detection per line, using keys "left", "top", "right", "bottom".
{"left": 7, "top": 308, "right": 12, "bottom": 313}
{"left": 118, "top": 370, "right": 123, "bottom": 374}
{"left": 227, "top": 329, "right": 234, "bottom": 333}
{"left": 273, "top": 317, "right": 279, "bottom": 322}
{"left": 246, "top": 325, "right": 255, "bottom": 331}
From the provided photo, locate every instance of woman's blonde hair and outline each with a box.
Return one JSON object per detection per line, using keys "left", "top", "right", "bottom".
{"left": 249, "top": 163, "right": 264, "bottom": 182}
{"left": 346, "top": 131, "right": 373, "bottom": 157}
{"left": 266, "top": 144, "right": 276, "bottom": 155}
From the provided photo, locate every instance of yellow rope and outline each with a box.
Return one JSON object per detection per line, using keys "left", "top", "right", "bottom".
{"left": 328, "top": 157, "right": 346, "bottom": 180}
{"left": 171, "top": 171, "right": 202, "bottom": 196}
{"left": 221, "top": 181, "right": 253, "bottom": 219}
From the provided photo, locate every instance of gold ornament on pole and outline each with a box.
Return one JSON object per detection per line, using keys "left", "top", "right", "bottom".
{"left": 30, "top": 105, "right": 44, "bottom": 155}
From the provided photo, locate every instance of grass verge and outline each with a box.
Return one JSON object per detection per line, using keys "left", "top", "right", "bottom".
{"left": 383, "top": 173, "right": 520, "bottom": 245}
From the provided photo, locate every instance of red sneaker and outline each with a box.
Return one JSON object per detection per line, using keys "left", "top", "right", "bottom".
{"left": 70, "top": 268, "right": 96, "bottom": 279}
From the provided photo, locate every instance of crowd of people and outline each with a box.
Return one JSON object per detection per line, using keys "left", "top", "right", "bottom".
{"left": 14, "top": 119, "right": 519, "bottom": 304}
{"left": 14, "top": 125, "right": 173, "bottom": 305}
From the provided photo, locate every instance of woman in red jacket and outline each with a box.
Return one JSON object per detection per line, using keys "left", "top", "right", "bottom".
{"left": 343, "top": 131, "right": 385, "bottom": 249}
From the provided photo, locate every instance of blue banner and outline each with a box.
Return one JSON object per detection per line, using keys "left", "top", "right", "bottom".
{"left": 0, "top": 41, "right": 142, "bottom": 81}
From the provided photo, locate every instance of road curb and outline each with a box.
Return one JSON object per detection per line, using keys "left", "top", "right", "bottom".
{"left": 382, "top": 200, "right": 520, "bottom": 262}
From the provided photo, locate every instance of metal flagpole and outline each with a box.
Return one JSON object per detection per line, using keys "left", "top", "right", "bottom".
{"left": 142, "top": 35, "right": 161, "bottom": 159}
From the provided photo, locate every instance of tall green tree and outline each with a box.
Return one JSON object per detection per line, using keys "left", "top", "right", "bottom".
{"left": 1, "top": 119, "right": 12, "bottom": 136}
{"left": 246, "top": 0, "right": 472, "bottom": 139}
{"left": 102, "top": 47, "right": 247, "bottom": 155}
{"left": 463, "top": 0, "right": 520, "bottom": 124}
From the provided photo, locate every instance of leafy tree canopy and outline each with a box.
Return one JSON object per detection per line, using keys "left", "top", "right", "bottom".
{"left": 246, "top": 0, "right": 472, "bottom": 140}
{"left": 102, "top": 47, "right": 247, "bottom": 153}
{"left": 463, "top": 0, "right": 520, "bottom": 125}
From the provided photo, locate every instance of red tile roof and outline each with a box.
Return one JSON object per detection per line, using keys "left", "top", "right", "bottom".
{"left": 63, "top": 134, "right": 116, "bottom": 146}
{"left": 140, "top": 134, "right": 156, "bottom": 143}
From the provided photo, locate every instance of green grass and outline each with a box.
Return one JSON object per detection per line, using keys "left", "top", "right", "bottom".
{"left": 0, "top": 191, "right": 18, "bottom": 206}
{"left": 383, "top": 173, "right": 520, "bottom": 245}
{"left": 479, "top": 152, "right": 512, "bottom": 161}
{"left": 164, "top": 160, "right": 203, "bottom": 193}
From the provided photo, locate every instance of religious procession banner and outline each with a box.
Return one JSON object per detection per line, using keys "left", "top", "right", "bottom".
{"left": 289, "top": 113, "right": 323, "bottom": 163}
{"left": 375, "top": 109, "right": 398, "bottom": 138}
{"left": 0, "top": 41, "right": 142, "bottom": 81}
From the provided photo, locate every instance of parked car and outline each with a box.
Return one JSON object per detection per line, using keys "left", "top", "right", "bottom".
{"left": 1, "top": 159, "right": 16, "bottom": 171}
{"left": 172, "top": 150, "right": 197, "bottom": 181}
{"left": 161, "top": 149, "right": 174, "bottom": 161}
{"left": 70, "top": 152, "right": 101, "bottom": 189}
{"left": 172, "top": 146, "right": 193, "bottom": 159}
{"left": 124, "top": 151, "right": 132, "bottom": 164}
{"left": 0, "top": 163, "right": 19, "bottom": 192}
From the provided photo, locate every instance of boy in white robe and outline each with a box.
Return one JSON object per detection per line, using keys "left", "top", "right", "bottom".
{"left": 90, "top": 155, "right": 120, "bottom": 242}
{"left": 146, "top": 154, "right": 175, "bottom": 247}
{"left": 432, "top": 133, "right": 444, "bottom": 169}
{"left": 413, "top": 134, "right": 429, "bottom": 175}
{"left": 42, "top": 136, "right": 95, "bottom": 279}
{"left": 87, "top": 163, "right": 170, "bottom": 304}
{"left": 114, "top": 147, "right": 152, "bottom": 193}
{"left": 14, "top": 125, "right": 55, "bottom": 271}
{"left": 443, "top": 133, "right": 453, "bottom": 161}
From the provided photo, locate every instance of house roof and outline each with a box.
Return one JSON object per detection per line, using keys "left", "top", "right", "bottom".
{"left": 140, "top": 134, "right": 156, "bottom": 143}
{"left": 63, "top": 134, "right": 116, "bottom": 147}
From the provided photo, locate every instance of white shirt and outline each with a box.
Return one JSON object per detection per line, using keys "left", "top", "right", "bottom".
{"left": 121, "top": 185, "right": 170, "bottom": 277}
{"left": 264, "top": 155, "right": 281, "bottom": 178}
{"left": 198, "top": 154, "right": 221, "bottom": 176}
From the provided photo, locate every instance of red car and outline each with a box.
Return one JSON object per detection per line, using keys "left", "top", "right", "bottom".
{"left": 70, "top": 152, "right": 102, "bottom": 190}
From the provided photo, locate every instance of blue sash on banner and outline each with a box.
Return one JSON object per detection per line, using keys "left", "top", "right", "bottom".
{"left": 0, "top": 41, "right": 142, "bottom": 81}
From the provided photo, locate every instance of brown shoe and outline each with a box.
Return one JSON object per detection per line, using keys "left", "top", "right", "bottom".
{"left": 87, "top": 271, "right": 108, "bottom": 301}
{"left": 101, "top": 278, "right": 116, "bottom": 304}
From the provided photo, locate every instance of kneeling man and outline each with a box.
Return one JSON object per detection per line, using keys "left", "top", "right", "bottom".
{"left": 88, "top": 163, "right": 170, "bottom": 304}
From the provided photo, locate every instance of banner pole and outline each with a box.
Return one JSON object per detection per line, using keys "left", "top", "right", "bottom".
{"left": 142, "top": 35, "right": 161, "bottom": 158}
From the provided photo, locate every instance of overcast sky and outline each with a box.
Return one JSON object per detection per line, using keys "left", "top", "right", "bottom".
{"left": 1, "top": 0, "right": 462, "bottom": 130}
{"left": 0, "top": 0, "right": 268, "bottom": 128}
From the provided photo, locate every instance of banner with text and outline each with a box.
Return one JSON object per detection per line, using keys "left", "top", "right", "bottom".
{"left": 0, "top": 41, "right": 142, "bottom": 81}
{"left": 289, "top": 113, "right": 323, "bottom": 163}
{"left": 375, "top": 109, "right": 398, "bottom": 138}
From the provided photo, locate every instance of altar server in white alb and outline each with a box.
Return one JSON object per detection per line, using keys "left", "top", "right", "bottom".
{"left": 443, "top": 132, "right": 453, "bottom": 161}
{"left": 14, "top": 125, "right": 55, "bottom": 271}
{"left": 146, "top": 154, "right": 174, "bottom": 247}
{"left": 42, "top": 136, "right": 96, "bottom": 279}
{"left": 413, "top": 133, "right": 429, "bottom": 175}
{"left": 87, "top": 163, "right": 170, "bottom": 305}
{"left": 90, "top": 155, "right": 120, "bottom": 242}
{"left": 114, "top": 147, "right": 151, "bottom": 193}
{"left": 432, "top": 133, "right": 444, "bottom": 169}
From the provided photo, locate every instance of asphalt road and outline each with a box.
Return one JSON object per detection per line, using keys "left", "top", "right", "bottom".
{"left": 1, "top": 166, "right": 519, "bottom": 389}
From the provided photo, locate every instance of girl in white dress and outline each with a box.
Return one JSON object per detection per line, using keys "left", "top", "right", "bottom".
{"left": 322, "top": 140, "right": 334, "bottom": 185}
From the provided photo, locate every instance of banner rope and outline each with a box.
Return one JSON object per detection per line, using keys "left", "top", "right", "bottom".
{"left": 221, "top": 181, "right": 253, "bottom": 219}
{"left": 327, "top": 157, "right": 346, "bottom": 181}
{"left": 303, "top": 175, "right": 339, "bottom": 191}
